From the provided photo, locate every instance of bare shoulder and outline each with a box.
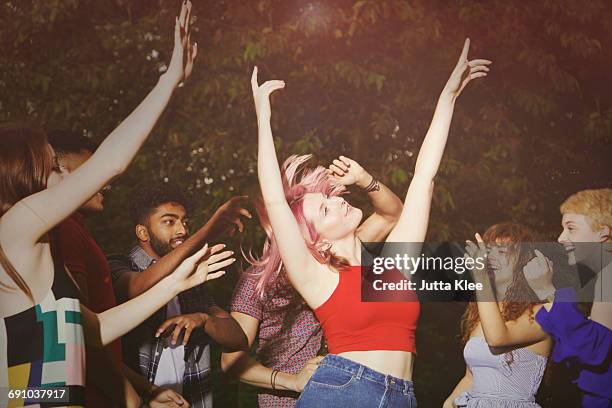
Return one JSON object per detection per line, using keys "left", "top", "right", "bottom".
{"left": 1, "top": 200, "right": 47, "bottom": 247}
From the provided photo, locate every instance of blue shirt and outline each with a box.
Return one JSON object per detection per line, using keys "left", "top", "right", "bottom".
{"left": 536, "top": 287, "right": 612, "bottom": 405}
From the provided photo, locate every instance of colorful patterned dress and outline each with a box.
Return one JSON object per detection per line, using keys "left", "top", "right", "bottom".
{"left": 1, "top": 243, "right": 86, "bottom": 408}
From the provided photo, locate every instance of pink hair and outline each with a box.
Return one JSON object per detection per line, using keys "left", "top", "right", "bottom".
{"left": 244, "top": 154, "right": 349, "bottom": 299}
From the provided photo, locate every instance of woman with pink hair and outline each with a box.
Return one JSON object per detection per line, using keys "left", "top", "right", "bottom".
{"left": 222, "top": 153, "right": 403, "bottom": 407}
{"left": 250, "top": 38, "right": 491, "bottom": 407}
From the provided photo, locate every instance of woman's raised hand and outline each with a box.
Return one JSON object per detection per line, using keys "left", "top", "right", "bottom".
{"left": 165, "top": 0, "right": 198, "bottom": 87}
{"left": 327, "top": 156, "right": 371, "bottom": 188}
{"left": 169, "top": 243, "right": 235, "bottom": 293}
{"left": 251, "top": 66, "right": 285, "bottom": 122}
{"left": 465, "top": 232, "right": 488, "bottom": 277}
{"left": 443, "top": 38, "right": 491, "bottom": 99}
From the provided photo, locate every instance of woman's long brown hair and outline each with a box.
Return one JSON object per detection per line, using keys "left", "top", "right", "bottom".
{"left": 0, "top": 123, "right": 53, "bottom": 304}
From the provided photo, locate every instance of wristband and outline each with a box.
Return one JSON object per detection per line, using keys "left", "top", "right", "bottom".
{"left": 362, "top": 176, "right": 380, "bottom": 193}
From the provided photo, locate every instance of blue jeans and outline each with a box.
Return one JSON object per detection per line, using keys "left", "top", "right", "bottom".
{"left": 296, "top": 354, "right": 417, "bottom": 408}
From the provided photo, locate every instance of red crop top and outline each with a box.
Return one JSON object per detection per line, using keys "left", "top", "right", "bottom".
{"left": 314, "top": 266, "right": 420, "bottom": 354}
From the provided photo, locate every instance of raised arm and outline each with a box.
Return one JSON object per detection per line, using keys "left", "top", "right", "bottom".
{"left": 386, "top": 39, "right": 491, "bottom": 245}
{"left": 467, "top": 234, "right": 549, "bottom": 348}
{"left": 251, "top": 67, "right": 322, "bottom": 302}
{"left": 5, "top": 1, "right": 197, "bottom": 246}
{"left": 82, "top": 244, "right": 234, "bottom": 347}
{"left": 327, "top": 156, "right": 403, "bottom": 243}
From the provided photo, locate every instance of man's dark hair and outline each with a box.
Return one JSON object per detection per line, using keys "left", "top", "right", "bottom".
{"left": 131, "top": 183, "right": 192, "bottom": 226}
{"left": 47, "top": 129, "right": 98, "bottom": 156}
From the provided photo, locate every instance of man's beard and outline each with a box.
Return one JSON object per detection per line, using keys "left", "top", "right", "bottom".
{"left": 150, "top": 233, "right": 185, "bottom": 257}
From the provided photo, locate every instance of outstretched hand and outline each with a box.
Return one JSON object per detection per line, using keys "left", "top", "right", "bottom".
{"left": 251, "top": 66, "right": 285, "bottom": 122}
{"left": 209, "top": 195, "right": 252, "bottom": 237}
{"left": 171, "top": 243, "right": 235, "bottom": 293}
{"left": 465, "top": 232, "right": 488, "bottom": 277}
{"left": 444, "top": 38, "right": 491, "bottom": 99}
{"left": 165, "top": 0, "right": 198, "bottom": 87}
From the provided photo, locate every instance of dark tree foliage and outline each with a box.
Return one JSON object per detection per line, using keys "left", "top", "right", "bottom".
{"left": 2, "top": 1, "right": 610, "bottom": 406}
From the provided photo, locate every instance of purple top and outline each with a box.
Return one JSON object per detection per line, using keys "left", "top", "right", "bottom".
{"left": 535, "top": 287, "right": 612, "bottom": 402}
{"left": 231, "top": 271, "right": 322, "bottom": 408}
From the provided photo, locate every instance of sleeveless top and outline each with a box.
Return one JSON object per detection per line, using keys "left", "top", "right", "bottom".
{"left": 314, "top": 266, "right": 420, "bottom": 354}
{"left": 1, "top": 236, "right": 86, "bottom": 407}
{"left": 455, "top": 337, "right": 547, "bottom": 408}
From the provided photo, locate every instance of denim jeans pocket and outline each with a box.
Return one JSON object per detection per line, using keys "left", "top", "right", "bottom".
{"left": 308, "top": 364, "right": 356, "bottom": 390}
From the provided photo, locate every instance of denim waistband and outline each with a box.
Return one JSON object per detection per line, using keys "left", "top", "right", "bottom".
{"left": 321, "top": 354, "right": 414, "bottom": 395}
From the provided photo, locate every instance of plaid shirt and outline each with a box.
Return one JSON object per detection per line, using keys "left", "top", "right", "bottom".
{"left": 109, "top": 246, "right": 215, "bottom": 408}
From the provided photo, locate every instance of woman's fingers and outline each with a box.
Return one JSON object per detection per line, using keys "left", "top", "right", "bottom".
{"left": 207, "top": 249, "right": 234, "bottom": 264}
{"left": 251, "top": 67, "right": 285, "bottom": 96}
{"left": 534, "top": 249, "right": 552, "bottom": 272}
{"left": 188, "top": 243, "right": 209, "bottom": 263}
{"left": 207, "top": 257, "right": 236, "bottom": 273}
{"left": 174, "top": 16, "right": 181, "bottom": 47}
{"left": 465, "top": 240, "right": 479, "bottom": 257}
{"left": 262, "top": 80, "right": 285, "bottom": 94}
{"left": 338, "top": 156, "right": 352, "bottom": 167}
{"left": 333, "top": 159, "right": 349, "bottom": 172}
{"left": 206, "top": 271, "right": 226, "bottom": 281}
{"left": 474, "top": 233, "right": 486, "bottom": 248}
{"left": 470, "top": 65, "right": 490, "bottom": 73}
{"left": 185, "top": 1, "right": 192, "bottom": 35}
{"left": 251, "top": 66, "right": 259, "bottom": 92}
{"left": 329, "top": 164, "right": 345, "bottom": 176}
{"left": 534, "top": 249, "right": 546, "bottom": 263}
{"left": 457, "top": 38, "right": 470, "bottom": 64}
{"left": 468, "top": 59, "right": 492, "bottom": 67}
{"left": 207, "top": 243, "right": 226, "bottom": 257}
{"left": 179, "top": 1, "right": 188, "bottom": 28}
{"left": 178, "top": 1, "right": 188, "bottom": 30}
{"left": 191, "top": 41, "right": 198, "bottom": 62}
{"left": 470, "top": 72, "right": 487, "bottom": 80}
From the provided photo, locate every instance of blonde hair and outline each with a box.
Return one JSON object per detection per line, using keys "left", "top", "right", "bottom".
{"left": 560, "top": 188, "right": 612, "bottom": 235}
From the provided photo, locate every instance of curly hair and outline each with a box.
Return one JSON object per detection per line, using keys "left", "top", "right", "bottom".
{"left": 130, "top": 183, "right": 192, "bottom": 226}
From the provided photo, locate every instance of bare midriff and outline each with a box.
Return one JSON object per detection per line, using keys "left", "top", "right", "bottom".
{"left": 338, "top": 350, "right": 414, "bottom": 380}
